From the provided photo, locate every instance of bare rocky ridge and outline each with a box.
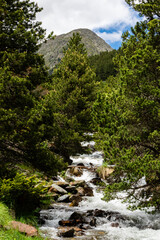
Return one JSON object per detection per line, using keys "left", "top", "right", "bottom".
{"left": 39, "top": 28, "right": 113, "bottom": 73}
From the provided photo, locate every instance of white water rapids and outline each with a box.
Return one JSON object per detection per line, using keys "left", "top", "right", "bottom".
{"left": 40, "top": 141, "right": 160, "bottom": 240}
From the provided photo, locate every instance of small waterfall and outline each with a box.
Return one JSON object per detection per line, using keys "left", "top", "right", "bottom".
{"left": 40, "top": 141, "right": 160, "bottom": 240}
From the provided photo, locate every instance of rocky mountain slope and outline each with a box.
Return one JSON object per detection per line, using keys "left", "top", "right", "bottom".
{"left": 39, "top": 28, "right": 113, "bottom": 73}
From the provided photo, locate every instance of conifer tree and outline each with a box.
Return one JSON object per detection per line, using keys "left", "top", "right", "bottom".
{"left": 126, "top": 0, "right": 160, "bottom": 20}
{"left": 0, "top": 0, "right": 64, "bottom": 174}
{"left": 93, "top": 0, "right": 160, "bottom": 209}
{"left": 50, "top": 33, "right": 97, "bottom": 161}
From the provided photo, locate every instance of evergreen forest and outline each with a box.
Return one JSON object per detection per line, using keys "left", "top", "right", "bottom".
{"left": 0, "top": 0, "right": 160, "bottom": 239}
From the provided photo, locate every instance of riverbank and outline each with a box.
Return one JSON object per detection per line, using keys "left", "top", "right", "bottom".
{"left": 39, "top": 141, "right": 160, "bottom": 240}
{"left": 1, "top": 141, "right": 160, "bottom": 240}
{"left": 0, "top": 202, "right": 45, "bottom": 240}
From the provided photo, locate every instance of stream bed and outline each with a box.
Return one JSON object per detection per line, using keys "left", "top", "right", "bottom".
{"left": 40, "top": 141, "right": 160, "bottom": 240}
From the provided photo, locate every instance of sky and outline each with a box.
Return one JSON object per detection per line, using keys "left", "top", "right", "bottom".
{"left": 36, "top": 0, "right": 141, "bottom": 50}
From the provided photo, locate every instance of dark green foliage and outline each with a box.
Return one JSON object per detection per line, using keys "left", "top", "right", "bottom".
{"left": 0, "top": 0, "right": 66, "bottom": 174}
{"left": 125, "top": 0, "right": 160, "bottom": 20}
{"left": 89, "top": 50, "right": 117, "bottom": 81}
{"left": 0, "top": 173, "right": 51, "bottom": 215}
{"left": 0, "top": 0, "right": 46, "bottom": 156}
{"left": 93, "top": 2, "right": 160, "bottom": 210}
{"left": 49, "top": 33, "right": 97, "bottom": 160}
{"left": 65, "top": 32, "right": 87, "bottom": 55}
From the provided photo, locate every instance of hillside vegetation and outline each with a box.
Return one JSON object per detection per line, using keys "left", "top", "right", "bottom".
{"left": 93, "top": 0, "right": 160, "bottom": 210}
{"left": 89, "top": 50, "right": 117, "bottom": 81}
{"left": 0, "top": 1, "right": 160, "bottom": 237}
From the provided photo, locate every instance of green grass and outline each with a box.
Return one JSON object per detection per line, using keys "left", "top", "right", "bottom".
{"left": 0, "top": 202, "right": 12, "bottom": 226}
{"left": 0, "top": 203, "right": 45, "bottom": 240}
{"left": 0, "top": 229, "right": 44, "bottom": 240}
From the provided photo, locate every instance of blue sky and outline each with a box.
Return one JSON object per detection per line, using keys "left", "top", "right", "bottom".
{"left": 94, "top": 24, "right": 133, "bottom": 49}
{"left": 36, "top": 0, "right": 141, "bottom": 50}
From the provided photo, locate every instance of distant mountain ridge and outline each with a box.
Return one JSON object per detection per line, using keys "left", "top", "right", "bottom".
{"left": 39, "top": 28, "right": 113, "bottom": 73}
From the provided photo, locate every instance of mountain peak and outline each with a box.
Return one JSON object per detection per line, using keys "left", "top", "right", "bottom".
{"left": 39, "top": 28, "right": 113, "bottom": 72}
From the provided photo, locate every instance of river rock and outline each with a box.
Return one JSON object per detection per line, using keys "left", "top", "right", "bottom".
{"left": 68, "top": 211, "right": 97, "bottom": 228}
{"left": 87, "top": 209, "right": 107, "bottom": 217}
{"left": 87, "top": 209, "right": 109, "bottom": 218}
{"left": 59, "top": 220, "right": 77, "bottom": 226}
{"left": 49, "top": 193, "right": 59, "bottom": 200}
{"left": 69, "top": 211, "right": 85, "bottom": 223}
{"left": 70, "top": 180, "right": 86, "bottom": 187}
{"left": 90, "top": 218, "right": 97, "bottom": 226}
{"left": 90, "top": 177, "right": 102, "bottom": 185}
{"left": 58, "top": 227, "right": 75, "bottom": 237}
{"left": 58, "top": 227, "right": 83, "bottom": 237}
{"left": 69, "top": 200, "right": 78, "bottom": 207}
{"left": 111, "top": 222, "right": 119, "bottom": 227}
{"left": 69, "top": 166, "right": 83, "bottom": 177}
{"left": 77, "top": 163, "right": 85, "bottom": 167}
{"left": 77, "top": 187, "right": 85, "bottom": 196}
{"left": 66, "top": 185, "right": 77, "bottom": 194}
{"left": 69, "top": 194, "right": 82, "bottom": 203}
{"left": 57, "top": 194, "right": 70, "bottom": 203}
{"left": 10, "top": 221, "right": 38, "bottom": 236}
{"left": 53, "top": 181, "right": 69, "bottom": 189}
{"left": 39, "top": 211, "right": 54, "bottom": 224}
{"left": 86, "top": 209, "right": 127, "bottom": 224}
{"left": 84, "top": 186, "right": 93, "bottom": 196}
{"left": 49, "top": 183, "right": 67, "bottom": 194}
{"left": 64, "top": 175, "right": 74, "bottom": 182}
{"left": 41, "top": 214, "right": 54, "bottom": 221}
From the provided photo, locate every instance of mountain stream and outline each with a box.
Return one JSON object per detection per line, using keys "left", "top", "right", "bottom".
{"left": 40, "top": 141, "right": 160, "bottom": 240}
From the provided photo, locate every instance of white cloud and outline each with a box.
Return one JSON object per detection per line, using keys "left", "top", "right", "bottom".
{"left": 36, "top": 0, "right": 139, "bottom": 37}
{"left": 96, "top": 31, "right": 123, "bottom": 43}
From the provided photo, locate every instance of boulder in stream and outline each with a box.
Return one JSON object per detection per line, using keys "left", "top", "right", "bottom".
{"left": 57, "top": 194, "right": 70, "bottom": 203}
{"left": 90, "top": 177, "right": 102, "bottom": 185}
{"left": 69, "top": 166, "right": 83, "bottom": 176}
{"left": 58, "top": 227, "right": 83, "bottom": 237}
{"left": 69, "top": 211, "right": 85, "bottom": 223}
{"left": 69, "top": 194, "right": 83, "bottom": 206}
{"left": 84, "top": 186, "right": 93, "bottom": 196}
{"left": 77, "top": 187, "right": 85, "bottom": 196}
{"left": 111, "top": 222, "right": 119, "bottom": 227}
{"left": 68, "top": 211, "right": 96, "bottom": 228}
{"left": 58, "top": 227, "right": 75, "bottom": 237}
{"left": 66, "top": 185, "right": 77, "bottom": 194}
{"left": 70, "top": 180, "right": 86, "bottom": 187}
{"left": 76, "top": 186, "right": 93, "bottom": 196}
{"left": 53, "top": 181, "right": 69, "bottom": 189}
{"left": 48, "top": 183, "right": 67, "bottom": 194}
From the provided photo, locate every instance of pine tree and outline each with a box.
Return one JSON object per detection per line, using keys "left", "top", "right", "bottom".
{"left": 89, "top": 50, "right": 117, "bottom": 81}
{"left": 49, "top": 33, "right": 97, "bottom": 161}
{"left": 125, "top": 0, "right": 160, "bottom": 20}
{"left": 93, "top": 1, "right": 160, "bottom": 209}
{"left": 0, "top": 0, "right": 64, "bottom": 174}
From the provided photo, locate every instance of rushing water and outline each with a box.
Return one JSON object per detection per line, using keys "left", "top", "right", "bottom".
{"left": 40, "top": 141, "right": 160, "bottom": 240}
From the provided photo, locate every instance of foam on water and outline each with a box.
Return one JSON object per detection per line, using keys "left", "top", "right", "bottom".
{"left": 40, "top": 142, "right": 160, "bottom": 239}
{"left": 96, "top": 225, "right": 160, "bottom": 240}
{"left": 72, "top": 169, "right": 96, "bottom": 182}
{"left": 71, "top": 151, "right": 103, "bottom": 167}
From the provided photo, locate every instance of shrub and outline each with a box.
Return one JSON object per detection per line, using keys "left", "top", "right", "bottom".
{"left": 0, "top": 173, "right": 51, "bottom": 215}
